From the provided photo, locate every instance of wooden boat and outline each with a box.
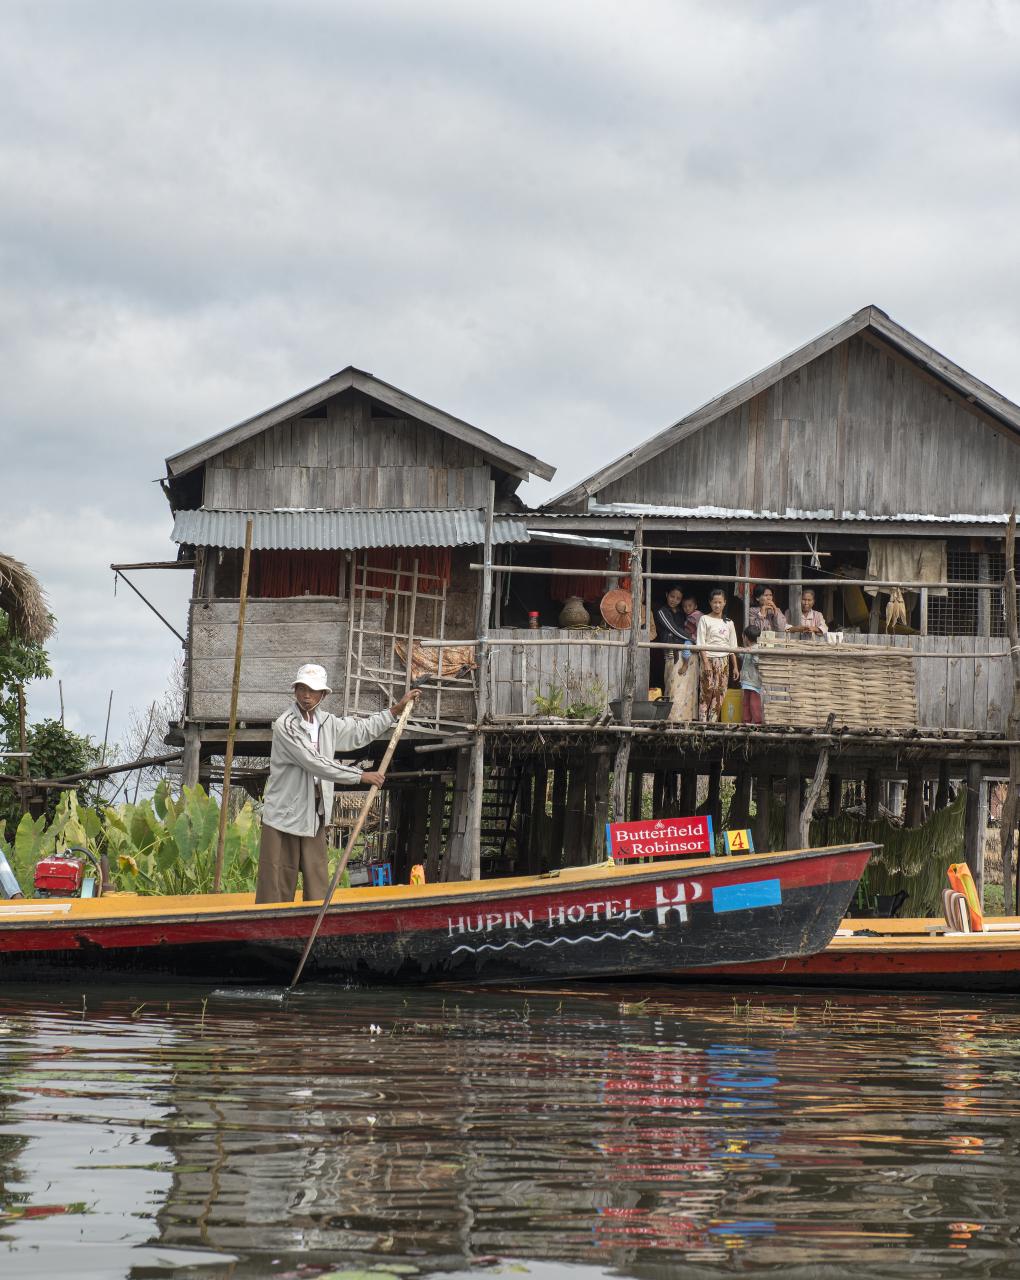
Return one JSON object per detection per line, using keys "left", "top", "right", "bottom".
{"left": 0, "top": 842, "right": 873, "bottom": 985}
{"left": 677, "top": 915, "right": 1020, "bottom": 992}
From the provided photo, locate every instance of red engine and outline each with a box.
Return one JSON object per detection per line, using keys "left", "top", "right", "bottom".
{"left": 34, "top": 849, "right": 95, "bottom": 898}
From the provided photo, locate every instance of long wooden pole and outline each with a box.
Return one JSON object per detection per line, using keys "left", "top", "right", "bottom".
{"left": 214, "top": 517, "right": 253, "bottom": 892}
{"left": 463, "top": 482, "right": 496, "bottom": 881}
{"left": 469, "top": 563, "right": 1007, "bottom": 591}
{"left": 16, "top": 685, "right": 29, "bottom": 816}
{"left": 1001, "top": 511, "right": 1020, "bottom": 912}
{"left": 288, "top": 698, "right": 416, "bottom": 989}
{"left": 610, "top": 521, "right": 643, "bottom": 823}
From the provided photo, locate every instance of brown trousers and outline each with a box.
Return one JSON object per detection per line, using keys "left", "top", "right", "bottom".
{"left": 255, "top": 821, "right": 329, "bottom": 904}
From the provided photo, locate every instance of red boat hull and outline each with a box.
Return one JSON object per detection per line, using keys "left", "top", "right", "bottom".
{"left": 0, "top": 844, "right": 873, "bottom": 985}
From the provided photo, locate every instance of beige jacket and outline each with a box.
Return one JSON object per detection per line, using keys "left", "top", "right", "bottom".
{"left": 262, "top": 703, "right": 395, "bottom": 837}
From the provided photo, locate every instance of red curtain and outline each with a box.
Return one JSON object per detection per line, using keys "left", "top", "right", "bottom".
{"left": 250, "top": 551, "right": 344, "bottom": 598}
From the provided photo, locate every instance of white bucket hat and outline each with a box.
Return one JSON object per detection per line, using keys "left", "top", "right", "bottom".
{"left": 292, "top": 663, "right": 332, "bottom": 692}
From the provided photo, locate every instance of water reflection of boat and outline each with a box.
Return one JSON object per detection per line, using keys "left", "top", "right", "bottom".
{"left": 678, "top": 916, "right": 1020, "bottom": 992}
{"left": 0, "top": 844, "right": 872, "bottom": 984}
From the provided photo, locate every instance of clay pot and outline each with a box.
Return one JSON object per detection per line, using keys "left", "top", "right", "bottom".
{"left": 558, "top": 596, "right": 591, "bottom": 628}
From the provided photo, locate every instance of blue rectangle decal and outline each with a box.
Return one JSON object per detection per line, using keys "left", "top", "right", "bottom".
{"left": 712, "top": 878, "right": 782, "bottom": 913}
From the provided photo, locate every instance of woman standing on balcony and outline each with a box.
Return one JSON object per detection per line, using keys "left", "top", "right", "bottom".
{"left": 696, "top": 589, "right": 739, "bottom": 722}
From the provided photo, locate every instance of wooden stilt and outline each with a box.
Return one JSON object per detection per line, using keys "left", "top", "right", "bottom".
{"left": 1000, "top": 512, "right": 1020, "bottom": 912}
{"left": 565, "top": 766, "right": 587, "bottom": 863}
{"left": 935, "top": 760, "right": 951, "bottom": 810}
{"left": 627, "top": 769, "right": 643, "bottom": 821}
{"left": 441, "top": 746, "right": 471, "bottom": 880}
{"left": 679, "top": 769, "right": 697, "bottom": 816}
{"left": 425, "top": 779, "right": 445, "bottom": 881}
{"left": 785, "top": 759, "right": 801, "bottom": 850}
{"left": 530, "top": 765, "right": 549, "bottom": 874}
{"left": 905, "top": 770, "right": 925, "bottom": 828}
{"left": 591, "top": 751, "right": 611, "bottom": 862}
{"left": 865, "top": 769, "right": 881, "bottom": 821}
{"left": 752, "top": 776, "right": 770, "bottom": 852}
{"left": 727, "top": 771, "right": 752, "bottom": 831}
{"left": 652, "top": 770, "right": 667, "bottom": 817}
{"left": 966, "top": 760, "right": 984, "bottom": 904}
{"left": 405, "top": 785, "right": 429, "bottom": 882}
{"left": 707, "top": 762, "right": 722, "bottom": 833}
{"left": 580, "top": 754, "right": 599, "bottom": 862}
{"left": 550, "top": 765, "right": 568, "bottom": 868}
{"left": 181, "top": 725, "right": 201, "bottom": 790}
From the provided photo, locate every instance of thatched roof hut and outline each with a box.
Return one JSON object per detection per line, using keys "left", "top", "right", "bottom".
{"left": 0, "top": 554, "right": 53, "bottom": 646}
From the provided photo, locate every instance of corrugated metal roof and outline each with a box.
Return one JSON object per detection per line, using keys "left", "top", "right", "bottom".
{"left": 171, "top": 508, "right": 531, "bottom": 550}
{"left": 583, "top": 503, "right": 1012, "bottom": 525}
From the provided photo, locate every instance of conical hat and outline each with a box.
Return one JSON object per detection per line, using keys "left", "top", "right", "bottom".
{"left": 600, "top": 588, "right": 634, "bottom": 629}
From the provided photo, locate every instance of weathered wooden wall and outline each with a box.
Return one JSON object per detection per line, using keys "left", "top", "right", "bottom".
{"left": 487, "top": 628, "right": 649, "bottom": 717}
{"left": 598, "top": 334, "right": 1018, "bottom": 517}
{"left": 204, "top": 390, "right": 490, "bottom": 510}
{"left": 845, "top": 634, "right": 1011, "bottom": 733}
{"left": 188, "top": 598, "right": 386, "bottom": 721}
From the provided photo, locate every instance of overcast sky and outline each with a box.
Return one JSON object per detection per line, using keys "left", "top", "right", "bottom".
{"left": 3, "top": 0, "right": 1019, "bottom": 747}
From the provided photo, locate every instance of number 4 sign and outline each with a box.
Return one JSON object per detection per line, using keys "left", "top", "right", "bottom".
{"left": 723, "top": 828, "right": 754, "bottom": 855}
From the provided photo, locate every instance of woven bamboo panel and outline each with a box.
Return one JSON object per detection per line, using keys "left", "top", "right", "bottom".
{"left": 757, "top": 646, "right": 918, "bottom": 729}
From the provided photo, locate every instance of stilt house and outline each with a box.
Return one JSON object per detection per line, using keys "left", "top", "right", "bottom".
{"left": 159, "top": 367, "right": 554, "bottom": 793}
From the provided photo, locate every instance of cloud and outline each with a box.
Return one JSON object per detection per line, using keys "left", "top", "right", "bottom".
{"left": 2, "top": 0, "right": 1019, "bottom": 739}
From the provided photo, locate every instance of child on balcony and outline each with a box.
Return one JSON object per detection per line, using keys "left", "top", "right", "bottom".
{"left": 696, "top": 589, "right": 739, "bottom": 722}
{"left": 740, "top": 623, "right": 764, "bottom": 724}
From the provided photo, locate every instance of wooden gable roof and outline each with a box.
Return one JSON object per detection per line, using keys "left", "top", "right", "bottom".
{"left": 546, "top": 306, "right": 1020, "bottom": 511}
{"left": 166, "top": 365, "right": 556, "bottom": 484}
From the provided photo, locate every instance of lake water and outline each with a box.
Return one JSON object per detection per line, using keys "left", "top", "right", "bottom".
{"left": 1, "top": 980, "right": 1018, "bottom": 1279}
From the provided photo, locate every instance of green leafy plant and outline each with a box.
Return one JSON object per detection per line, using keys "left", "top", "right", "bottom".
{"left": 0, "top": 783, "right": 261, "bottom": 898}
{"left": 532, "top": 684, "right": 566, "bottom": 717}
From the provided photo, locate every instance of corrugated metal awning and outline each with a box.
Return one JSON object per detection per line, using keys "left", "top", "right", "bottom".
{"left": 171, "top": 508, "right": 531, "bottom": 550}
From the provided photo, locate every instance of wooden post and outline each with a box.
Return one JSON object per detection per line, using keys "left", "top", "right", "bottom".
{"left": 865, "top": 769, "right": 881, "bottom": 821}
{"left": 919, "top": 587, "right": 929, "bottom": 636}
{"left": 905, "top": 769, "right": 925, "bottom": 828}
{"left": 214, "top": 516, "right": 253, "bottom": 892}
{"left": 16, "top": 685, "right": 29, "bottom": 817}
{"left": 425, "top": 779, "right": 445, "bottom": 881}
{"left": 628, "top": 768, "right": 644, "bottom": 821}
{"left": 999, "top": 511, "right": 1020, "bottom": 912}
{"left": 935, "top": 760, "right": 952, "bottom": 810}
{"left": 798, "top": 714, "right": 835, "bottom": 848}
{"left": 464, "top": 483, "right": 496, "bottom": 881}
{"left": 591, "top": 751, "right": 611, "bottom": 861}
{"left": 549, "top": 765, "right": 567, "bottom": 868}
{"left": 785, "top": 758, "right": 801, "bottom": 849}
{"left": 727, "top": 771, "right": 752, "bottom": 831}
{"left": 652, "top": 770, "right": 667, "bottom": 817}
{"left": 565, "top": 766, "right": 587, "bottom": 862}
{"left": 790, "top": 553, "right": 803, "bottom": 626}
{"left": 752, "top": 776, "right": 770, "bottom": 853}
{"left": 965, "top": 760, "right": 984, "bottom": 904}
{"left": 530, "top": 765, "right": 549, "bottom": 873}
{"left": 181, "top": 725, "right": 202, "bottom": 790}
{"left": 610, "top": 523, "right": 644, "bottom": 821}
{"left": 679, "top": 769, "right": 698, "bottom": 816}
{"left": 442, "top": 746, "right": 472, "bottom": 880}
{"left": 707, "top": 761, "right": 722, "bottom": 834}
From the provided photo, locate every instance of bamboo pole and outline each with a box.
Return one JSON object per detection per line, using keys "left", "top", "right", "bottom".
{"left": 1001, "top": 511, "right": 1020, "bottom": 912}
{"left": 469, "top": 562, "right": 1008, "bottom": 590}
{"left": 214, "top": 516, "right": 253, "bottom": 893}
{"left": 610, "top": 521, "right": 643, "bottom": 821}
{"left": 288, "top": 697, "right": 416, "bottom": 989}
{"left": 16, "top": 685, "right": 29, "bottom": 816}
{"left": 419, "top": 635, "right": 1013, "bottom": 659}
{"left": 463, "top": 482, "right": 496, "bottom": 880}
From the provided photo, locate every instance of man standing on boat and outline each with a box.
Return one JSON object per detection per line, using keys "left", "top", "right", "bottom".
{"left": 255, "top": 663, "right": 419, "bottom": 904}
